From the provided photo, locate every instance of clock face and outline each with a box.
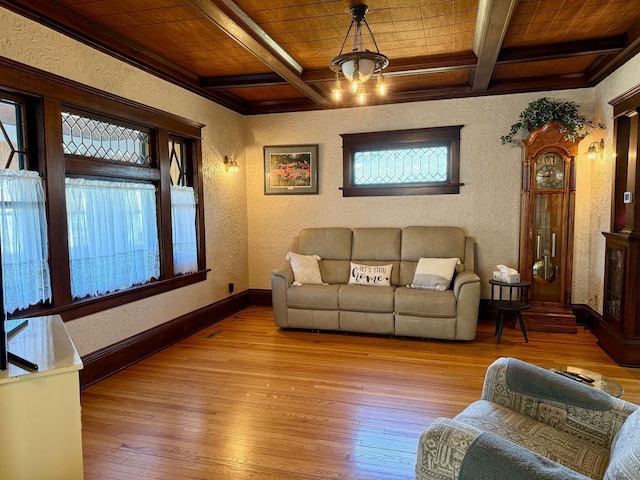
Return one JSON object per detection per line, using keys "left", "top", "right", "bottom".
{"left": 535, "top": 153, "right": 564, "bottom": 189}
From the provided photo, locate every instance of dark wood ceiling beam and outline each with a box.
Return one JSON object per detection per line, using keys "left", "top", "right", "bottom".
{"left": 248, "top": 74, "right": 591, "bottom": 115}
{"left": 497, "top": 36, "right": 626, "bottom": 64}
{"left": 471, "top": 0, "right": 519, "bottom": 92}
{"left": 201, "top": 73, "right": 286, "bottom": 89}
{"left": 303, "top": 53, "right": 478, "bottom": 83}
{"left": 189, "top": 0, "right": 327, "bottom": 105}
{"left": 586, "top": 20, "right": 640, "bottom": 84}
{"left": 0, "top": 0, "right": 249, "bottom": 113}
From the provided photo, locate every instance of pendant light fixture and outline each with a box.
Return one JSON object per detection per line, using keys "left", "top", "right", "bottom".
{"left": 329, "top": 4, "right": 389, "bottom": 104}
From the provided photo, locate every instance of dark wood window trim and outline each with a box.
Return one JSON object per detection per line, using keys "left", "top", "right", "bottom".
{"left": 0, "top": 56, "right": 208, "bottom": 321}
{"left": 340, "top": 125, "right": 464, "bottom": 197}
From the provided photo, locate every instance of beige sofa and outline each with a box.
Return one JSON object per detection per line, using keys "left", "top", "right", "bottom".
{"left": 271, "top": 226, "right": 481, "bottom": 340}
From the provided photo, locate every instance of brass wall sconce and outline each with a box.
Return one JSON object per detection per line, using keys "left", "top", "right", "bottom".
{"left": 587, "top": 139, "right": 604, "bottom": 160}
{"left": 224, "top": 155, "right": 239, "bottom": 173}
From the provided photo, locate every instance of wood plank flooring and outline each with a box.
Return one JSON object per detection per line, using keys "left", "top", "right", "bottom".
{"left": 81, "top": 307, "right": 640, "bottom": 479}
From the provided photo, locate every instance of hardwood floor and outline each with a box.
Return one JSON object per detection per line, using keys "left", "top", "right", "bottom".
{"left": 81, "top": 307, "right": 640, "bottom": 479}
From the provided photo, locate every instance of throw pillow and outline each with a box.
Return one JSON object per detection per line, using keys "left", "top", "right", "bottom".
{"left": 410, "top": 257, "right": 461, "bottom": 291}
{"left": 285, "top": 251, "right": 324, "bottom": 285}
{"left": 348, "top": 263, "right": 392, "bottom": 287}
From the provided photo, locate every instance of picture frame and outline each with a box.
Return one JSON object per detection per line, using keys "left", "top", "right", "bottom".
{"left": 263, "top": 144, "right": 318, "bottom": 195}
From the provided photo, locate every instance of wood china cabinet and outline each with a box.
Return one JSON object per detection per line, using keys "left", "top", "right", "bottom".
{"left": 595, "top": 85, "right": 640, "bottom": 367}
{"left": 519, "top": 122, "right": 581, "bottom": 332}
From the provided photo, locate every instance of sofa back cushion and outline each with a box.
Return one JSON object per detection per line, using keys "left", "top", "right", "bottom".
{"left": 297, "top": 228, "right": 352, "bottom": 284}
{"left": 400, "top": 226, "right": 467, "bottom": 286}
{"left": 351, "top": 228, "right": 401, "bottom": 285}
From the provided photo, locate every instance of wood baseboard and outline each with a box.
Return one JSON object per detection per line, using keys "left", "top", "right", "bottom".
{"left": 79, "top": 291, "right": 251, "bottom": 388}
{"left": 249, "top": 288, "right": 272, "bottom": 306}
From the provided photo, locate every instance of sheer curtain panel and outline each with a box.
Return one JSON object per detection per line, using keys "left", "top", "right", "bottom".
{"left": 0, "top": 169, "right": 52, "bottom": 313}
{"left": 65, "top": 178, "right": 159, "bottom": 299}
{"left": 170, "top": 186, "right": 198, "bottom": 274}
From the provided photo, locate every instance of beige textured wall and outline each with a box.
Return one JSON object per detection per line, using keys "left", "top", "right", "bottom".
{"left": 246, "top": 89, "right": 596, "bottom": 301}
{"left": 0, "top": 8, "right": 249, "bottom": 356}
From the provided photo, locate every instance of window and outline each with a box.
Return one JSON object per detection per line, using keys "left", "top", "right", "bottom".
{"left": 0, "top": 95, "right": 52, "bottom": 314}
{"left": 340, "top": 126, "right": 464, "bottom": 196}
{"left": 0, "top": 58, "right": 206, "bottom": 320}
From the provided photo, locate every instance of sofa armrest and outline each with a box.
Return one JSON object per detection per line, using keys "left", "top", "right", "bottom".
{"left": 452, "top": 270, "right": 480, "bottom": 299}
{"left": 271, "top": 265, "right": 293, "bottom": 328}
{"left": 415, "top": 418, "right": 481, "bottom": 480}
{"left": 416, "top": 418, "right": 589, "bottom": 480}
{"left": 482, "top": 357, "right": 638, "bottom": 448}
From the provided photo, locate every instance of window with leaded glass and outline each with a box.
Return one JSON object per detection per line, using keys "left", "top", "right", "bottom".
{"left": 0, "top": 58, "right": 206, "bottom": 320}
{"left": 62, "top": 111, "right": 150, "bottom": 165}
{"left": 340, "top": 126, "right": 464, "bottom": 196}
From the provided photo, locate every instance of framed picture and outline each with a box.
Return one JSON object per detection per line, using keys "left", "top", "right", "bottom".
{"left": 264, "top": 144, "right": 318, "bottom": 195}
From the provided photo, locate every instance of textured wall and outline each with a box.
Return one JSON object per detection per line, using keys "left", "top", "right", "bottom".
{"left": 246, "top": 89, "right": 596, "bottom": 301}
{"left": 0, "top": 8, "right": 249, "bottom": 356}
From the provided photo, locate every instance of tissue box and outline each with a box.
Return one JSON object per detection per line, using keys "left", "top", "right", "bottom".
{"left": 493, "top": 271, "right": 521, "bottom": 283}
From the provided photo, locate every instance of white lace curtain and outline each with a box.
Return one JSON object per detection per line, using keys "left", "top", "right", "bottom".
{"left": 171, "top": 185, "right": 198, "bottom": 274}
{"left": 0, "top": 169, "right": 52, "bottom": 313}
{"left": 65, "top": 178, "right": 159, "bottom": 299}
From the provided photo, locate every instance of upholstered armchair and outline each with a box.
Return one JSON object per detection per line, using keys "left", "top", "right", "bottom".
{"left": 416, "top": 357, "right": 640, "bottom": 480}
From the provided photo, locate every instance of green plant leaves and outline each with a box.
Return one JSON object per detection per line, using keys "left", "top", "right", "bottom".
{"left": 501, "top": 97, "right": 604, "bottom": 144}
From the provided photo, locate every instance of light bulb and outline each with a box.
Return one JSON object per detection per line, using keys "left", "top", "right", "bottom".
{"left": 332, "top": 75, "right": 343, "bottom": 102}
{"left": 356, "top": 84, "right": 366, "bottom": 105}
{"left": 376, "top": 74, "right": 386, "bottom": 96}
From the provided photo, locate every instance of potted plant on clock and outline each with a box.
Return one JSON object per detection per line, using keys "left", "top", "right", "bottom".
{"left": 501, "top": 97, "right": 604, "bottom": 144}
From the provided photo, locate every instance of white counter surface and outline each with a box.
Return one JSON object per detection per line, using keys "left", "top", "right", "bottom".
{"left": 1, "top": 315, "right": 83, "bottom": 383}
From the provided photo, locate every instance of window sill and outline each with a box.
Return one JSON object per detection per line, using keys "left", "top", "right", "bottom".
{"left": 341, "top": 183, "right": 463, "bottom": 197}
{"left": 11, "top": 270, "right": 209, "bottom": 321}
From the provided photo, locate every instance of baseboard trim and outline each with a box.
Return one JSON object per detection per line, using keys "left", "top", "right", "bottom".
{"left": 79, "top": 291, "right": 251, "bottom": 389}
{"left": 249, "top": 288, "right": 272, "bottom": 306}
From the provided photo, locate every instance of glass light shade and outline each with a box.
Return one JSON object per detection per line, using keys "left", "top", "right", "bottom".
{"left": 340, "top": 58, "right": 376, "bottom": 83}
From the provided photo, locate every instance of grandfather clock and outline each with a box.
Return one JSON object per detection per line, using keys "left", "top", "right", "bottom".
{"left": 519, "top": 122, "right": 581, "bottom": 332}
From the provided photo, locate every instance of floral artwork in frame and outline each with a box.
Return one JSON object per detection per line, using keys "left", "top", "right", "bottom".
{"left": 263, "top": 144, "right": 319, "bottom": 195}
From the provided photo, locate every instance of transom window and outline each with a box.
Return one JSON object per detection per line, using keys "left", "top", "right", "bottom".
{"left": 353, "top": 146, "right": 449, "bottom": 185}
{"left": 341, "top": 126, "right": 464, "bottom": 196}
{"left": 62, "top": 111, "right": 150, "bottom": 165}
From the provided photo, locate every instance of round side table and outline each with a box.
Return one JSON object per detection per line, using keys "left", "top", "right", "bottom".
{"left": 489, "top": 279, "right": 531, "bottom": 344}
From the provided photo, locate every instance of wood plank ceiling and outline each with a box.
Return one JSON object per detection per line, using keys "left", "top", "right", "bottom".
{"left": 2, "top": 0, "right": 640, "bottom": 115}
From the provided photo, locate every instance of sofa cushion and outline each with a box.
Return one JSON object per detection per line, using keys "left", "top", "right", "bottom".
{"left": 339, "top": 284, "right": 395, "bottom": 313}
{"left": 394, "top": 286, "right": 457, "bottom": 317}
{"left": 286, "top": 251, "right": 324, "bottom": 285}
{"left": 605, "top": 408, "right": 640, "bottom": 480}
{"left": 456, "top": 400, "right": 611, "bottom": 480}
{"left": 298, "top": 228, "right": 352, "bottom": 284}
{"left": 400, "top": 226, "right": 466, "bottom": 286}
{"left": 410, "top": 257, "right": 460, "bottom": 291}
{"left": 287, "top": 284, "right": 340, "bottom": 310}
{"left": 348, "top": 262, "right": 392, "bottom": 286}
{"left": 351, "top": 228, "right": 401, "bottom": 285}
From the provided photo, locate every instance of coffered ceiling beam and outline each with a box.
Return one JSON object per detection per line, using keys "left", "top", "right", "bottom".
{"left": 498, "top": 36, "right": 626, "bottom": 64}
{"left": 201, "top": 73, "right": 286, "bottom": 89}
{"left": 586, "top": 20, "right": 640, "bottom": 84}
{"left": 188, "top": 0, "right": 327, "bottom": 105}
{"left": 471, "top": 0, "right": 519, "bottom": 92}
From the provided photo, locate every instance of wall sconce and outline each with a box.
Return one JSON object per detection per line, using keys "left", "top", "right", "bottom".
{"left": 224, "top": 155, "right": 239, "bottom": 173}
{"left": 587, "top": 139, "right": 604, "bottom": 160}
